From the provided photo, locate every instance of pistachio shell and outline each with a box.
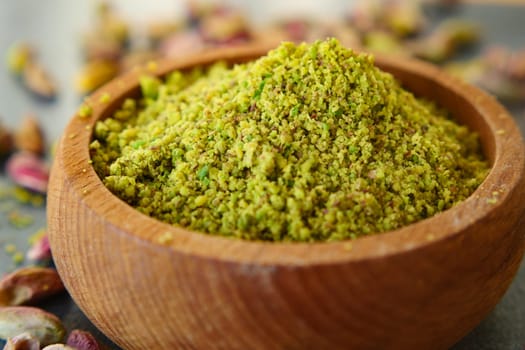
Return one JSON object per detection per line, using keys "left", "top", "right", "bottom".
{"left": 2, "top": 332, "right": 40, "bottom": 350}
{"left": 75, "top": 60, "right": 119, "bottom": 94}
{"left": 0, "top": 267, "right": 64, "bottom": 307}
{"left": 159, "top": 30, "right": 205, "bottom": 59}
{"left": 14, "top": 115, "right": 45, "bottom": 155}
{"left": 22, "top": 61, "right": 57, "bottom": 100}
{"left": 0, "top": 306, "right": 66, "bottom": 346}
{"left": 41, "top": 345, "right": 76, "bottom": 350}
{"left": 0, "top": 123, "right": 14, "bottom": 157}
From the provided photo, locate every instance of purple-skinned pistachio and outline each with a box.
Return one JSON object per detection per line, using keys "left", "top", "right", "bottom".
{"left": 0, "top": 306, "right": 66, "bottom": 346}
{"left": 0, "top": 267, "right": 65, "bottom": 307}
{"left": 26, "top": 233, "right": 52, "bottom": 263}
{"left": 66, "top": 329, "right": 101, "bottom": 350}
{"left": 6, "top": 152, "right": 49, "bottom": 194}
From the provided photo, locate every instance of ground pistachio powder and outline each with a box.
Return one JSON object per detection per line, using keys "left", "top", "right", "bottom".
{"left": 90, "top": 38, "right": 489, "bottom": 242}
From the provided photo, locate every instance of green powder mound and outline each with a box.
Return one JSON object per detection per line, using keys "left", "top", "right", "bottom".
{"left": 90, "top": 38, "right": 489, "bottom": 242}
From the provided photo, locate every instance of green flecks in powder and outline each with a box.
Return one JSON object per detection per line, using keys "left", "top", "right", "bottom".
{"left": 139, "top": 75, "right": 161, "bottom": 100}
{"left": 198, "top": 165, "right": 209, "bottom": 181}
{"left": 90, "top": 39, "right": 489, "bottom": 242}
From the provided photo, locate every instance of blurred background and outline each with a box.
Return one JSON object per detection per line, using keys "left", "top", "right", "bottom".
{"left": 0, "top": 1, "right": 524, "bottom": 349}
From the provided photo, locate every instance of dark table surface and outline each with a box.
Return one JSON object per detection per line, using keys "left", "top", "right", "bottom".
{"left": 1, "top": 1, "right": 524, "bottom": 349}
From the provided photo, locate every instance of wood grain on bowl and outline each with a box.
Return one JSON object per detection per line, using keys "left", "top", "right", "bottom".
{"left": 47, "top": 44, "right": 525, "bottom": 350}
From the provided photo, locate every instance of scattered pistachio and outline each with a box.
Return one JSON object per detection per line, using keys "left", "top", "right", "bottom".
{"left": 6, "top": 43, "right": 34, "bottom": 75}
{"left": 409, "top": 19, "right": 479, "bottom": 62}
{"left": 347, "top": 0, "right": 382, "bottom": 34}
{"left": 79, "top": 0, "right": 129, "bottom": 66}
{"left": 119, "top": 50, "right": 159, "bottom": 73}
{"left": 41, "top": 345, "right": 76, "bottom": 350}
{"left": 146, "top": 20, "right": 184, "bottom": 47}
{"left": 475, "top": 70, "right": 525, "bottom": 102}
{"left": 6, "top": 152, "right": 49, "bottom": 194}
{"left": 7, "top": 210, "right": 34, "bottom": 229}
{"left": 315, "top": 23, "right": 361, "bottom": 49}
{"left": 383, "top": 0, "right": 426, "bottom": 38}
{"left": 5, "top": 42, "right": 57, "bottom": 100}
{"left": 2, "top": 245, "right": 25, "bottom": 267}
{"left": 158, "top": 30, "right": 205, "bottom": 59}
{"left": 82, "top": 34, "right": 124, "bottom": 63}
{"left": 199, "top": 9, "right": 251, "bottom": 45}
{"left": 2, "top": 332, "right": 40, "bottom": 350}
{"left": 66, "top": 330, "right": 101, "bottom": 350}
{"left": 12, "top": 187, "right": 45, "bottom": 207}
{"left": 14, "top": 115, "right": 45, "bottom": 155}
{"left": 75, "top": 60, "right": 119, "bottom": 94}
{"left": 0, "top": 306, "right": 66, "bottom": 346}
{"left": 274, "top": 19, "right": 311, "bottom": 43}
{"left": 0, "top": 122, "right": 14, "bottom": 157}
{"left": 94, "top": 1, "right": 130, "bottom": 45}
{"left": 26, "top": 230, "right": 51, "bottom": 264}
{"left": 364, "top": 30, "right": 406, "bottom": 54}
{"left": 488, "top": 47, "right": 525, "bottom": 80}
{"left": 186, "top": 0, "right": 225, "bottom": 26}
{"left": 22, "top": 61, "right": 57, "bottom": 100}
{"left": 3, "top": 244, "right": 17, "bottom": 255}
{"left": 475, "top": 46, "right": 525, "bottom": 101}
{"left": 0, "top": 267, "right": 63, "bottom": 307}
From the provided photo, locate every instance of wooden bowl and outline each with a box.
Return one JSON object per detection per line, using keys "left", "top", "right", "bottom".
{"left": 47, "top": 45, "right": 525, "bottom": 350}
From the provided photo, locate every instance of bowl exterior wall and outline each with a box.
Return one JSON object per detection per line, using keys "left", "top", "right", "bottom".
{"left": 47, "top": 47, "right": 525, "bottom": 350}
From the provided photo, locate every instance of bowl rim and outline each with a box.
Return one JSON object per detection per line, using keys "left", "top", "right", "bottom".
{"left": 55, "top": 43, "right": 525, "bottom": 266}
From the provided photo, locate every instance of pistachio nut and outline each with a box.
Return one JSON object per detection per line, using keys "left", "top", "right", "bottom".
{"left": 22, "top": 61, "right": 57, "bottom": 100}
{"left": 83, "top": 34, "right": 123, "bottom": 62}
{"left": 2, "top": 332, "right": 40, "bottom": 350}
{"left": 200, "top": 10, "right": 250, "bottom": 44}
{"left": 41, "top": 345, "right": 76, "bottom": 350}
{"left": 66, "top": 329, "right": 101, "bottom": 350}
{"left": 75, "top": 60, "right": 119, "bottom": 94}
{"left": 0, "top": 306, "right": 66, "bottom": 346}
{"left": 6, "top": 43, "right": 34, "bottom": 75}
{"left": 159, "top": 30, "right": 205, "bottom": 59}
{"left": 0, "top": 123, "right": 14, "bottom": 157}
{"left": 0, "top": 267, "right": 64, "bottom": 307}
{"left": 26, "top": 234, "right": 52, "bottom": 263}
{"left": 6, "top": 151, "right": 49, "bottom": 194}
{"left": 14, "top": 115, "right": 45, "bottom": 155}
